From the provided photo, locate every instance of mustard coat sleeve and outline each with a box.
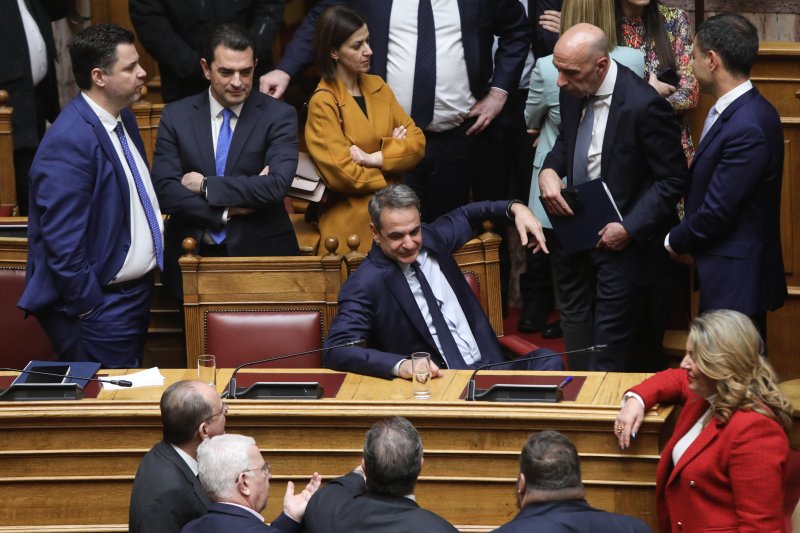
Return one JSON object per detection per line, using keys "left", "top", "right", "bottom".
{"left": 305, "top": 92, "right": 387, "bottom": 195}
{"left": 376, "top": 85, "right": 425, "bottom": 174}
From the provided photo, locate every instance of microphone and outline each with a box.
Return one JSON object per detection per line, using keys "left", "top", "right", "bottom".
{"left": 227, "top": 339, "right": 363, "bottom": 400}
{"left": 0, "top": 366, "right": 133, "bottom": 387}
{"left": 465, "top": 345, "right": 607, "bottom": 402}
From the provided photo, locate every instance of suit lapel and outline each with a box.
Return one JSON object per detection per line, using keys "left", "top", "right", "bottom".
{"left": 691, "top": 87, "right": 759, "bottom": 167}
{"left": 666, "top": 397, "right": 716, "bottom": 486}
{"left": 600, "top": 63, "right": 626, "bottom": 180}
{"left": 191, "top": 94, "right": 217, "bottom": 176}
{"left": 365, "top": 1, "right": 392, "bottom": 79}
{"left": 158, "top": 441, "right": 210, "bottom": 508}
{"left": 74, "top": 96, "right": 131, "bottom": 226}
{"left": 371, "top": 246, "right": 439, "bottom": 351}
{"left": 226, "top": 93, "right": 261, "bottom": 174}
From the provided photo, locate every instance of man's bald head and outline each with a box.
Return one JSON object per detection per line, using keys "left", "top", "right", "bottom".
{"left": 553, "top": 24, "right": 611, "bottom": 97}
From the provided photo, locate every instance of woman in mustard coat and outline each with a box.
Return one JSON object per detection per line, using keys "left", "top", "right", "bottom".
{"left": 305, "top": 6, "right": 425, "bottom": 253}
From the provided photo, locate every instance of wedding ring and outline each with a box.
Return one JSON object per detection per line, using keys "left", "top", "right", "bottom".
{"left": 616, "top": 425, "right": 624, "bottom": 434}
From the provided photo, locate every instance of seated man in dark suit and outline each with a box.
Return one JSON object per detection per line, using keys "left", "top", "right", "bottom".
{"left": 129, "top": 380, "right": 227, "bottom": 533}
{"left": 324, "top": 184, "right": 562, "bottom": 379}
{"left": 493, "top": 430, "right": 651, "bottom": 532}
{"left": 304, "top": 416, "right": 457, "bottom": 533}
{"left": 181, "top": 434, "right": 321, "bottom": 533}
{"left": 151, "top": 23, "right": 299, "bottom": 298}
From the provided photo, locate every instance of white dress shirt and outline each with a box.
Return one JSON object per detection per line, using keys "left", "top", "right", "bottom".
{"left": 401, "top": 249, "right": 481, "bottom": 366}
{"left": 16, "top": 0, "right": 48, "bottom": 86}
{"left": 81, "top": 93, "right": 163, "bottom": 283}
{"left": 170, "top": 444, "right": 199, "bottom": 476}
{"left": 585, "top": 60, "right": 618, "bottom": 182}
{"left": 386, "top": 0, "right": 475, "bottom": 132}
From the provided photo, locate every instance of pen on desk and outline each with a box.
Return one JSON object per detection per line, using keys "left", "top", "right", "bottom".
{"left": 557, "top": 376, "right": 573, "bottom": 390}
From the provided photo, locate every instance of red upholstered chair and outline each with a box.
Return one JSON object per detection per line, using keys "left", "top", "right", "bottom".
{"left": 204, "top": 310, "right": 323, "bottom": 368}
{"left": 785, "top": 448, "right": 800, "bottom": 532}
{"left": 0, "top": 266, "right": 56, "bottom": 368}
{"left": 179, "top": 238, "right": 343, "bottom": 369}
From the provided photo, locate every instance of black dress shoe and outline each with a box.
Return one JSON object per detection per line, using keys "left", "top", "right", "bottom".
{"left": 542, "top": 319, "right": 563, "bottom": 339}
{"left": 517, "top": 307, "right": 549, "bottom": 333}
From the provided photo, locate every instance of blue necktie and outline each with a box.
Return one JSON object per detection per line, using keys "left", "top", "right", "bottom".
{"left": 411, "top": 261, "right": 464, "bottom": 368}
{"left": 699, "top": 106, "right": 718, "bottom": 144}
{"left": 210, "top": 108, "right": 234, "bottom": 244}
{"left": 410, "top": 0, "right": 436, "bottom": 129}
{"left": 572, "top": 95, "right": 597, "bottom": 186}
{"left": 114, "top": 122, "right": 164, "bottom": 271}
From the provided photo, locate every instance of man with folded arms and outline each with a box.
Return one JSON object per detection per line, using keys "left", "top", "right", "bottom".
{"left": 304, "top": 416, "right": 457, "bottom": 533}
{"left": 181, "top": 433, "right": 321, "bottom": 532}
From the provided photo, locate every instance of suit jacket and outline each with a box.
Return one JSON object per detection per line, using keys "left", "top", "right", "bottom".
{"left": 668, "top": 87, "right": 787, "bottom": 315}
{"left": 304, "top": 472, "right": 457, "bottom": 533}
{"left": 305, "top": 73, "right": 425, "bottom": 253}
{"left": 0, "top": 0, "right": 66, "bottom": 149}
{"left": 19, "top": 95, "right": 145, "bottom": 317}
{"left": 129, "top": 440, "right": 210, "bottom": 533}
{"left": 277, "top": 0, "right": 530, "bottom": 100}
{"left": 181, "top": 502, "right": 300, "bottom": 533}
{"left": 152, "top": 89, "right": 300, "bottom": 296}
{"left": 492, "top": 499, "right": 651, "bottom": 532}
{"left": 631, "top": 368, "right": 789, "bottom": 533}
{"left": 129, "top": 0, "right": 284, "bottom": 102}
{"left": 525, "top": 48, "right": 644, "bottom": 228}
{"left": 323, "top": 201, "right": 515, "bottom": 378}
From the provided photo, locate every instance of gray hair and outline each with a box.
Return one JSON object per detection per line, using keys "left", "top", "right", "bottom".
{"left": 197, "top": 434, "right": 257, "bottom": 501}
{"left": 368, "top": 185, "right": 421, "bottom": 231}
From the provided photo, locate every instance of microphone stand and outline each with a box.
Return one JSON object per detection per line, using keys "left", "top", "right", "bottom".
{"left": 465, "top": 345, "right": 606, "bottom": 402}
{"left": 227, "top": 339, "right": 362, "bottom": 400}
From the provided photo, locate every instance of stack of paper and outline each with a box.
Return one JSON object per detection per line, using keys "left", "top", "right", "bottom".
{"left": 102, "top": 367, "right": 166, "bottom": 390}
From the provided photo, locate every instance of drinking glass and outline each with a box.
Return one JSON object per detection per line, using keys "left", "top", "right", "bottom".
{"left": 197, "top": 354, "right": 216, "bottom": 386}
{"left": 411, "top": 352, "right": 432, "bottom": 400}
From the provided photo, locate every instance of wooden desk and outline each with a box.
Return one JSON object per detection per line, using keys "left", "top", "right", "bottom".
{"left": 0, "top": 369, "right": 669, "bottom": 532}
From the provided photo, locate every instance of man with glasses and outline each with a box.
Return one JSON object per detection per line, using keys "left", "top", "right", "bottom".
{"left": 129, "top": 380, "right": 227, "bottom": 532}
{"left": 182, "top": 434, "right": 322, "bottom": 532}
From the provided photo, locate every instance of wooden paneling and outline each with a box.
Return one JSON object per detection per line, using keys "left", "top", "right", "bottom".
{"left": 0, "top": 92, "right": 16, "bottom": 216}
{"left": 0, "top": 369, "right": 674, "bottom": 532}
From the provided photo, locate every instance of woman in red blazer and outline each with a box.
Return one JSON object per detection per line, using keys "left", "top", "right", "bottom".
{"left": 615, "top": 310, "right": 793, "bottom": 533}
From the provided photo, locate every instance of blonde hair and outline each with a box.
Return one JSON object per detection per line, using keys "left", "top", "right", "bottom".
{"left": 689, "top": 310, "right": 793, "bottom": 432}
{"left": 561, "top": 0, "right": 618, "bottom": 51}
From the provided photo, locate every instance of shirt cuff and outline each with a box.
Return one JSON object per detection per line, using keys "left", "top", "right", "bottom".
{"left": 622, "top": 391, "right": 645, "bottom": 410}
{"left": 222, "top": 208, "right": 229, "bottom": 225}
{"left": 391, "top": 359, "right": 406, "bottom": 377}
{"left": 664, "top": 233, "right": 674, "bottom": 254}
{"left": 489, "top": 86, "right": 509, "bottom": 95}
{"left": 506, "top": 199, "right": 524, "bottom": 220}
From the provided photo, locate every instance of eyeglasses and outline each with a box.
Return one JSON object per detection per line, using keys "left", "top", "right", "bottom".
{"left": 203, "top": 402, "right": 229, "bottom": 422}
{"left": 239, "top": 462, "right": 271, "bottom": 481}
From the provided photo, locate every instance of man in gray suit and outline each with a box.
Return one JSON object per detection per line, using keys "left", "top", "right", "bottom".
{"left": 129, "top": 380, "right": 227, "bottom": 533}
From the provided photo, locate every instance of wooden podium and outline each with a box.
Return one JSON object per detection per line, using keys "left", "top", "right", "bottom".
{"left": 0, "top": 369, "right": 672, "bottom": 532}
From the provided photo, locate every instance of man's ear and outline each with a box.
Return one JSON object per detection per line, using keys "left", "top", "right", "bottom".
{"left": 370, "top": 222, "right": 379, "bottom": 243}
{"left": 706, "top": 49, "right": 721, "bottom": 72}
{"left": 90, "top": 67, "right": 106, "bottom": 88}
{"left": 516, "top": 473, "right": 526, "bottom": 496}
{"left": 200, "top": 58, "right": 212, "bottom": 81}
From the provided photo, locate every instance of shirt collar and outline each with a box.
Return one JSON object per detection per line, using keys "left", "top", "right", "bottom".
{"left": 594, "top": 59, "right": 618, "bottom": 98}
{"left": 712, "top": 79, "right": 753, "bottom": 117}
{"left": 400, "top": 249, "right": 428, "bottom": 274}
{"left": 81, "top": 92, "right": 121, "bottom": 134}
{"left": 170, "top": 443, "right": 199, "bottom": 476}
{"left": 215, "top": 502, "right": 266, "bottom": 521}
{"left": 208, "top": 88, "right": 245, "bottom": 121}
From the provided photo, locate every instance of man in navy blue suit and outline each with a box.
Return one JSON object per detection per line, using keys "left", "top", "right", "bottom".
{"left": 666, "top": 13, "right": 787, "bottom": 341}
{"left": 323, "top": 184, "right": 561, "bottom": 379}
{"left": 151, "top": 24, "right": 299, "bottom": 298}
{"left": 181, "top": 434, "right": 321, "bottom": 533}
{"left": 493, "top": 430, "right": 651, "bottom": 532}
{"left": 19, "top": 24, "right": 163, "bottom": 368}
{"left": 259, "top": 0, "right": 531, "bottom": 221}
{"left": 539, "top": 24, "right": 687, "bottom": 371}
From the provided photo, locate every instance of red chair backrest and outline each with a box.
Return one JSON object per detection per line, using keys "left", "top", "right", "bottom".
{"left": 462, "top": 271, "right": 480, "bottom": 300}
{"left": 0, "top": 267, "right": 56, "bottom": 367}
{"left": 205, "top": 310, "right": 323, "bottom": 369}
{"left": 785, "top": 448, "right": 800, "bottom": 532}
